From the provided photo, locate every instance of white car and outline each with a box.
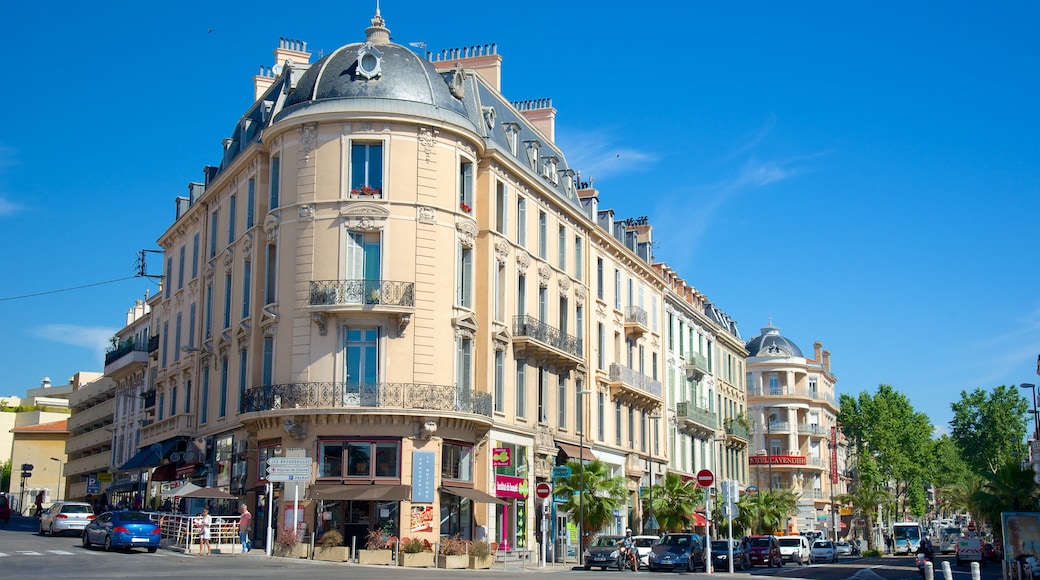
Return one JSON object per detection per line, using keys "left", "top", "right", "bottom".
{"left": 38, "top": 501, "right": 95, "bottom": 536}
{"left": 811, "top": 540, "right": 838, "bottom": 563}
{"left": 836, "top": 541, "right": 853, "bottom": 556}
{"left": 778, "top": 536, "right": 811, "bottom": 565}
{"left": 633, "top": 535, "right": 660, "bottom": 566}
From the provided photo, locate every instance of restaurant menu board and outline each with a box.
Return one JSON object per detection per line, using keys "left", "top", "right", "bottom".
{"left": 412, "top": 451, "right": 436, "bottom": 503}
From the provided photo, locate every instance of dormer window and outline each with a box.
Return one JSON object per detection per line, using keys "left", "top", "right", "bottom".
{"left": 523, "top": 140, "right": 541, "bottom": 171}
{"left": 561, "top": 169, "right": 576, "bottom": 197}
{"left": 541, "top": 156, "right": 559, "bottom": 185}
{"left": 503, "top": 123, "right": 521, "bottom": 156}
{"left": 356, "top": 44, "right": 382, "bottom": 80}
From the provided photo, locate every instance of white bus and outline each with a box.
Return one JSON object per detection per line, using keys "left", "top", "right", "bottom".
{"left": 892, "top": 522, "right": 923, "bottom": 555}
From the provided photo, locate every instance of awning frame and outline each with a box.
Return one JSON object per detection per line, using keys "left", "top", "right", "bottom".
{"left": 556, "top": 441, "right": 596, "bottom": 462}
{"left": 441, "top": 485, "right": 507, "bottom": 505}
{"left": 307, "top": 484, "right": 411, "bottom": 501}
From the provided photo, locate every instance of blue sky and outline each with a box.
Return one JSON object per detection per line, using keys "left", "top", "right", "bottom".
{"left": 1, "top": 1, "right": 1038, "bottom": 434}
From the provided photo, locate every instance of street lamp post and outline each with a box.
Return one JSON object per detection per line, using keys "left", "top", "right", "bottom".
{"left": 1021, "top": 383, "right": 1038, "bottom": 440}
{"left": 50, "top": 457, "right": 63, "bottom": 501}
{"left": 578, "top": 388, "right": 592, "bottom": 566}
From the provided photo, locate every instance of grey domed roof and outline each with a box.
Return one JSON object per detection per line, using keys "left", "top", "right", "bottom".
{"left": 281, "top": 12, "right": 467, "bottom": 118}
{"left": 745, "top": 324, "right": 804, "bottom": 358}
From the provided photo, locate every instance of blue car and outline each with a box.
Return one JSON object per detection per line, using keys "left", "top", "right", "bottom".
{"left": 82, "top": 510, "right": 161, "bottom": 552}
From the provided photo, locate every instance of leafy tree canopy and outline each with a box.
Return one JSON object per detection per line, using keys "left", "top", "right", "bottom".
{"left": 949, "top": 385, "right": 1028, "bottom": 475}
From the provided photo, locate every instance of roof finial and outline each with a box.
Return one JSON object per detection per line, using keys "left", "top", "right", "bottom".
{"left": 366, "top": 1, "right": 391, "bottom": 44}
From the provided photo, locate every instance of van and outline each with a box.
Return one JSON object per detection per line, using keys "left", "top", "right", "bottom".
{"left": 956, "top": 536, "right": 984, "bottom": 566}
{"left": 777, "top": 536, "right": 811, "bottom": 565}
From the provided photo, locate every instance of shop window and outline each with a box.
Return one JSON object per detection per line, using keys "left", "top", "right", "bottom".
{"left": 441, "top": 442, "right": 473, "bottom": 482}
{"left": 320, "top": 439, "right": 400, "bottom": 480}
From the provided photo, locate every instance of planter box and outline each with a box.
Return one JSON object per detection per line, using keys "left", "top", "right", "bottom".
{"left": 438, "top": 554, "right": 468, "bottom": 569}
{"left": 400, "top": 551, "right": 435, "bottom": 567}
{"left": 469, "top": 555, "right": 494, "bottom": 569}
{"left": 273, "top": 544, "right": 310, "bottom": 559}
{"left": 314, "top": 545, "right": 351, "bottom": 562}
{"left": 358, "top": 549, "right": 395, "bottom": 565}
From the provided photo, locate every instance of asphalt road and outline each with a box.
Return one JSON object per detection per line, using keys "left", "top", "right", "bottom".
{"left": 0, "top": 515, "right": 1007, "bottom": 580}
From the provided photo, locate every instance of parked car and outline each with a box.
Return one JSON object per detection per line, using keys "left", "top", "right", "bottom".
{"left": 711, "top": 539, "right": 750, "bottom": 571}
{"left": 38, "top": 501, "right": 95, "bottom": 536}
{"left": 983, "top": 543, "right": 1003, "bottom": 562}
{"left": 748, "top": 535, "right": 783, "bottom": 568}
{"left": 0, "top": 495, "right": 10, "bottom": 524}
{"left": 633, "top": 535, "right": 660, "bottom": 566}
{"left": 584, "top": 535, "right": 624, "bottom": 570}
{"left": 811, "top": 540, "right": 839, "bottom": 563}
{"left": 778, "top": 535, "right": 811, "bottom": 565}
{"left": 836, "top": 541, "right": 853, "bottom": 556}
{"left": 82, "top": 510, "right": 161, "bottom": 552}
{"left": 647, "top": 533, "right": 707, "bottom": 572}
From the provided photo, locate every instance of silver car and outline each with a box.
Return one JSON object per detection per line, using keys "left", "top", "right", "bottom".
{"left": 39, "top": 501, "right": 95, "bottom": 536}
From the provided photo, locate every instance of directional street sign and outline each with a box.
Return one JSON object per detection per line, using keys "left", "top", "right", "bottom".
{"left": 267, "top": 466, "right": 313, "bottom": 476}
{"left": 267, "top": 457, "right": 312, "bottom": 466}
{"left": 266, "top": 473, "right": 313, "bottom": 482}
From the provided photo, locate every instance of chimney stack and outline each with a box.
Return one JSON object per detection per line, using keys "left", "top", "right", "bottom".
{"left": 823, "top": 350, "right": 831, "bottom": 372}
{"left": 813, "top": 341, "right": 822, "bottom": 362}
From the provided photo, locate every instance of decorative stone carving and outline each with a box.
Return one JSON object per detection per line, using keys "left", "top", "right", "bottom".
{"left": 558, "top": 276, "right": 571, "bottom": 295}
{"left": 298, "top": 204, "right": 314, "bottom": 220}
{"left": 263, "top": 214, "right": 280, "bottom": 239}
{"left": 341, "top": 204, "right": 389, "bottom": 231}
{"left": 493, "top": 337, "right": 508, "bottom": 352}
{"left": 312, "top": 312, "right": 327, "bottom": 336}
{"left": 241, "top": 233, "right": 253, "bottom": 255}
{"left": 300, "top": 123, "right": 317, "bottom": 165}
{"left": 455, "top": 327, "right": 475, "bottom": 341}
{"left": 574, "top": 284, "right": 587, "bottom": 302}
{"left": 516, "top": 250, "right": 531, "bottom": 271}
{"left": 449, "top": 65, "right": 465, "bottom": 100}
{"left": 494, "top": 239, "right": 511, "bottom": 263}
{"left": 482, "top": 106, "right": 496, "bottom": 131}
{"left": 397, "top": 314, "right": 412, "bottom": 338}
{"left": 456, "top": 219, "right": 477, "bottom": 249}
{"left": 223, "top": 249, "right": 234, "bottom": 273}
{"left": 538, "top": 264, "right": 552, "bottom": 288}
{"left": 418, "top": 127, "right": 438, "bottom": 163}
{"left": 417, "top": 206, "right": 436, "bottom": 224}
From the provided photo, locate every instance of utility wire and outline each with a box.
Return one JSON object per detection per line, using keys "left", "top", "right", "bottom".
{"left": 0, "top": 275, "right": 140, "bottom": 302}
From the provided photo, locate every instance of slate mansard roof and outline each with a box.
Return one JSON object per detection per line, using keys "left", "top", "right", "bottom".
{"left": 745, "top": 324, "right": 805, "bottom": 358}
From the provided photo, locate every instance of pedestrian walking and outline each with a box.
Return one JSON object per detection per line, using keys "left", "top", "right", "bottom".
{"left": 238, "top": 504, "right": 252, "bottom": 554}
{"left": 197, "top": 507, "right": 213, "bottom": 555}
{"left": 33, "top": 492, "right": 43, "bottom": 517}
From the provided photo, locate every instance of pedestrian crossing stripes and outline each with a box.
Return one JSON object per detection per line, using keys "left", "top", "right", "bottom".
{"left": 0, "top": 549, "right": 190, "bottom": 558}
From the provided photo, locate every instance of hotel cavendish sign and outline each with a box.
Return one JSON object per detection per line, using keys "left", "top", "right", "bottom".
{"left": 749, "top": 455, "right": 807, "bottom": 466}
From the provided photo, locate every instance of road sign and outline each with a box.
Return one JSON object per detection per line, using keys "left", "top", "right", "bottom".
{"left": 266, "top": 473, "right": 313, "bottom": 482}
{"left": 267, "top": 466, "right": 313, "bottom": 476}
{"left": 267, "top": 457, "right": 312, "bottom": 466}
{"left": 696, "top": 469, "right": 714, "bottom": 488}
{"left": 1031, "top": 440, "right": 1040, "bottom": 452}
{"left": 745, "top": 485, "right": 758, "bottom": 494}
{"left": 552, "top": 466, "right": 571, "bottom": 479}
{"left": 967, "top": 522, "right": 976, "bottom": 532}
{"left": 86, "top": 476, "right": 99, "bottom": 494}
{"left": 536, "top": 482, "right": 552, "bottom": 499}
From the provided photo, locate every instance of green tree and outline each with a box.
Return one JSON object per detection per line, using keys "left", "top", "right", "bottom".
{"left": 554, "top": 459, "right": 628, "bottom": 547}
{"left": 836, "top": 453, "right": 892, "bottom": 553}
{"left": 949, "top": 385, "right": 1029, "bottom": 475}
{"left": 969, "top": 456, "right": 1040, "bottom": 542}
{"left": 0, "top": 459, "right": 10, "bottom": 493}
{"left": 642, "top": 472, "right": 703, "bottom": 532}
{"left": 733, "top": 489, "right": 799, "bottom": 535}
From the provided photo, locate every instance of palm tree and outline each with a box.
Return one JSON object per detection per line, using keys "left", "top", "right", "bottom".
{"left": 641, "top": 472, "right": 703, "bottom": 532}
{"left": 733, "top": 489, "right": 799, "bottom": 535}
{"left": 554, "top": 459, "right": 628, "bottom": 547}
{"left": 970, "top": 458, "right": 1040, "bottom": 541}
{"left": 836, "top": 483, "right": 892, "bottom": 553}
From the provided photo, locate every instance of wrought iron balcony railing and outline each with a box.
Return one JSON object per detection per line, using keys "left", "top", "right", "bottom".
{"left": 625, "top": 305, "right": 648, "bottom": 327}
{"left": 240, "top": 382, "right": 493, "bottom": 418}
{"left": 512, "top": 315, "right": 582, "bottom": 358}
{"left": 609, "top": 363, "right": 662, "bottom": 398}
{"left": 309, "top": 279, "right": 415, "bottom": 307}
{"left": 105, "top": 340, "right": 149, "bottom": 366}
{"left": 675, "top": 401, "right": 717, "bottom": 428}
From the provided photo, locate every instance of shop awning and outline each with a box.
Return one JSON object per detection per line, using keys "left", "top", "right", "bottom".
{"left": 151, "top": 462, "right": 179, "bottom": 481}
{"left": 117, "top": 439, "right": 181, "bottom": 472}
{"left": 307, "top": 484, "right": 412, "bottom": 501}
{"left": 693, "top": 512, "right": 707, "bottom": 526}
{"left": 556, "top": 441, "right": 596, "bottom": 462}
{"left": 105, "top": 481, "right": 141, "bottom": 493}
{"left": 441, "top": 486, "right": 507, "bottom": 505}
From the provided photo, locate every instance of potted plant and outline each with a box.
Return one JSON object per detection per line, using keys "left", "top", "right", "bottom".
{"left": 313, "top": 529, "right": 350, "bottom": 562}
{"left": 438, "top": 535, "right": 468, "bottom": 569}
{"left": 468, "top": 540, "right": 493, "bottom": 569}
{"left": 351, "top": 185, "right": 382, "bottom": 197}
{"left": 358, "top": 528, "right": 395, "bottom": 565}
{"left": 459, "top": 201, "right": 472, "bottom": 213}
{"left": 399, "top": 537, "right": 434, "bottom": 567}
{"left": 273, "top": 530, "right": 310, "bottom": 559}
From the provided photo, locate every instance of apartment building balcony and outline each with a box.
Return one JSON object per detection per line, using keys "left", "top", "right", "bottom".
{"left": 68, "top": 402, "right": 114, "bottom": 429}
{"left": 674, "top": 401, "right": 717, "bottom": 438}
{"left": 240, "top": 382, "right": 494, "bottom": 429}
{"left": 512, "top": 315, "right": 583, "bottom": 368}
{"left": 309, "top": 279, "right": 416, "bottom": 333}
{"left": 104, "top": 340, "right": 150, "bottom": 375}
{"left": 684, "top": 352, "right": 709, "bottom": 381}
{"left": 723, "top": 420, "right": 750, "bottom": 449}
{"left": 624, "top": 306, "right": 649, "bottom": 337}
{"left": 747, "top": 385, "right": 838, "bottom": 410}
{"left": 66, "top": 428, "right": 112, "bottom": 454}
{"left": 65, "top": 453, "right": 112, "bottom": 479}
{"left": 148, "top": 334, "right": 160, "bottom": 358}
{"left": 138, "top": 413, "right": 196, "bottom": 449}
{"left": 797, "top": 424, "right": 829, "bottom": 438}
{"left": 608, "top": 363, "right": 662, "bottom": 409}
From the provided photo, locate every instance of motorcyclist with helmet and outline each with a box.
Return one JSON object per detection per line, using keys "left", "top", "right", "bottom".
{"left": 618, "top": 528, "right": 639, "bottom": 571}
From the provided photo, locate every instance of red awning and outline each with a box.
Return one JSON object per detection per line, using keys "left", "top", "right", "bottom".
{"left": 151, "top": 463, "right": 178, "bottom": 481}
{"left": 693, "top": 512, "right": 707, "bottom": 526}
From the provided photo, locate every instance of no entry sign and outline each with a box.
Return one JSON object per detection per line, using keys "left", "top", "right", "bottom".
{"left": 535, "top": 482, "right": 552, "bottom": 499}
{"left": 696, "top": 469, "right": 714, "bottom": 488}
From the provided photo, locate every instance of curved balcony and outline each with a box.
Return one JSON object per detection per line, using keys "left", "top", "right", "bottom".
{"left": 624, "top": 306, "right": 649, "bottom": 337}
{"left": 309, "top": 279, "right": 416, "bottom": 334}
{"left": 512, "top": 316, "right": 583, "bottom": 369}
{"left": 674, "top": 401, "right": 716, "bottom": 438}
{"left": 240, "top": 382, "right": 493, "bottom": 426}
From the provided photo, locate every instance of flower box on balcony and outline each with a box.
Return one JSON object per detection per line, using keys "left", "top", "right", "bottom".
{"left": 459, "top": 201, "right": 472, "bottom": 213}
{"left": 351, "top": 185, "right": 382, "bottom": 197}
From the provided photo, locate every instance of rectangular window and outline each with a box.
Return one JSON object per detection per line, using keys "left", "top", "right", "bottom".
{"left": 223, "top": 273, "right": 232, "bottom": 329}
{"left": 628, "top": 406, "right": 635, "bottom": 448}
{"left": 574, "top": 236, "right": 583, "bottom": 281}
{"left": 515, "top": 362, "right": 526, "bottom": 419}
{"left": 184, "top": 380, "right": 191, "bottom": 415}
{"left": 597, "top": 392, "right": 605, "bottom": 441}
{"left": 640, "top": 411, "right": 647, "bottom": 452}
{"left": 576, "top": 379, "right": 584, "bottom": 434}
{"left": 210, "top": 210, "right": 219, "bottom": 258}
{"left": 458, "top": 159, "right": 473, "bottom": 211}
{"left": 458, "top": 245, "right": 473, "bottom": 308}
{"left": 495, "top": 180, "right": 508, "bottom": 235}
{"left": 219, "top": 357, "right": 229, "bottom": 418}
{"left": 615, "top": 401, "right": 623, "bottom": 446}
{"left": 239, "top": 349, "right": 248, "bottom": 400}
{"left": 204, "top": 284, "right": 213, "bottom": 340}
{"left": 575, "top": 305, "right": 584, "bottom": 353}
{"left": 557, "top": 225, "right": 566, "bottom": 270}
{"left": 228, "top": 195, "right": 236, "bottom": 244}
{"left": 614, "top": 269, "right": 621, "bottom": 309}
{"left": 538, "top": 211, "right": 547, "bottom": 259}
{"left": 200, "top": 366, "right": 210, "bottom": 424}
{"left": 538, "top": 368, "right": 547, "bottom": 423}
{"left": 494, "top": 350, "right": 505, "bottom": 413}
{"left": 516, "top": 196, "right": 527, "bottom": 246}
{"left": 177, "top": 245, "right": 185, "bottom": 289}
{"left": 517, "top": 274, "right": 526, "bottom": 317}
{"left": 597, "top": 322, "right": 605, "bottom": 370}
{"left": 262, "top": 336, "right": 274, "bottom": 385}
{"left": 442, "top": 442, "right": 473, "bottom": 482}
{"left": 241, "top": 261, "right": 251, "bottom": 319}
{"left": 457, "top": 336, "right": 472, "bottom": 390}
{"left": 246, "top": 178, "right": 255, "bottom": 229}
{"left": 320, "top": 440, "right": 401, "bottom": 479}
{"left": 344, "top": 328, "right": 380, "bottom": 387}
{"left": 351, "top": 142, "right": 384, "bottom": 195}
{"left": 192, "top": 233, "right": 200, "bottom": 279}
{"left": 161, "top": 321, "right": 168, "bottom": 368}
{"left": 188, "top": 304, "right": 196, "bottom": 349}
{"left": 270, "top": 156, "right": 280, "bottom": 209}
{"left": 596, "top": 258, "right": 604, "bottom": 300}
{"left": 265, "top": 244, "right": 277, "bottom": 304}
{"left": 165, "top": 257, "right": 172, "bottom": 298}
{"left": 668, "top": 315, "right": 675, "bottom": 351}
{"left": 494, "top": 262, "right": 504, "bottom": 322}
{"left": 538, "top": 287, "right": 547, "bottom": 322}
{"left": 557, "top": 374, "right": 567, "bottom": 429}
{"left": 174, "top": 314, "right": 182, "bottom": 362}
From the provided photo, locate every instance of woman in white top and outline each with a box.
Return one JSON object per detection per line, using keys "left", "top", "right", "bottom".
{"left": 199, "top": 507, "right": 213, "bottom": 555}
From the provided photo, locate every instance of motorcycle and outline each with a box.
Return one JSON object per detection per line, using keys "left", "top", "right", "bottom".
{"left": 917, "top": 550, "right": 936, "bottom": 577}
{"left": 618, "top": 546, "right": 639, "bottom": 572}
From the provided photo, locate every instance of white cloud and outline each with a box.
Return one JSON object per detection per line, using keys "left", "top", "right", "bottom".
{"left": 31, "top": 324, "right": 115, "bottom": 359}
{"left": 557, "top": 129, "right": 656, "bottom": 182}
{"left": 0, "top": 196, "right": 23, "bottom": 216}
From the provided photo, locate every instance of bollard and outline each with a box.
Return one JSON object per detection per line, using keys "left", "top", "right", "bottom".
{"left": 942, "top": 560, "right": 953, "bottom": 580}
{"left": 971, "top": 561, "right": 981, "bottom": 580}
{"left": 351, "top": 535, "right": 357, "bottom": 563}
{"left": 924, "top": 561, "right": 934, "bottom": 580}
